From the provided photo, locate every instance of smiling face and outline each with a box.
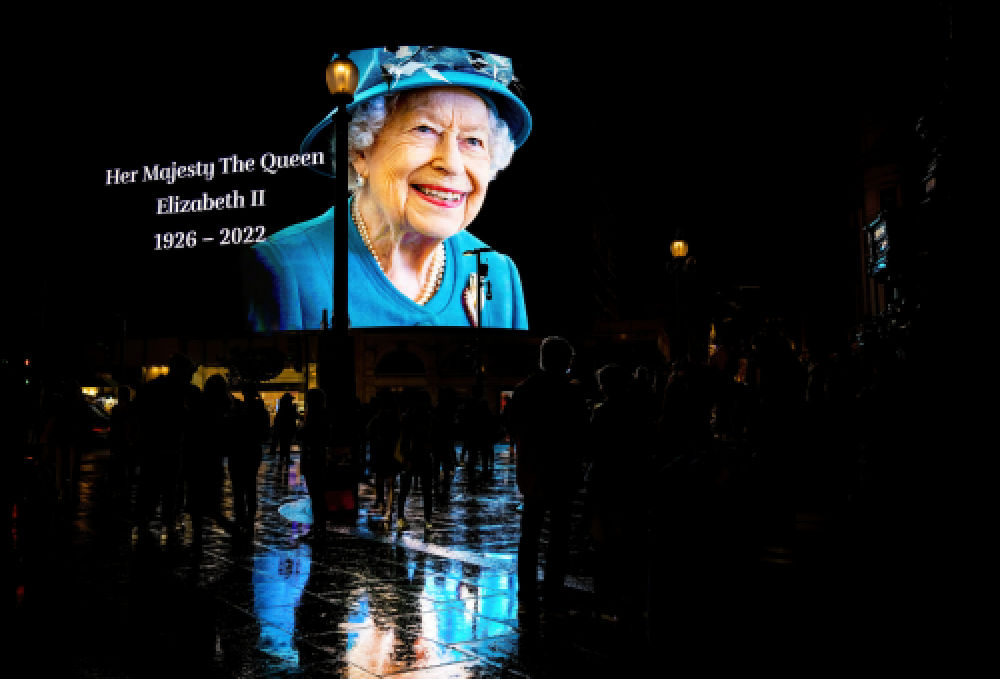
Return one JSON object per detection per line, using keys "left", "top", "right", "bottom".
{"left": 352, "top": 87, "right": 494, "bottom": 241}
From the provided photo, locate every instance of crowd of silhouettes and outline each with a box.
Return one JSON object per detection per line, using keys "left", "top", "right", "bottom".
{"left": 6, "top": 315, "right": 934, "bottom": 657}
{"left": 22, "top": 353, "right": 280, "bottom": 552}
{"left": 495, "top": 325, "right": 939, "bottom": 639}
{"left": 360, "top": 386, "right": 485, "bottom": 530}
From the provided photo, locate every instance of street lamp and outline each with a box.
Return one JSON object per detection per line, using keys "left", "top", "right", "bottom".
{"left": 324, "top": 52, "right": 359, "bottom": 409}
{"left": 326, "top": 56, "right": 360, "bottom": 97}
{"left": 668, "top": 232, "right": 691, "bottom": 361}
{"left": 326, "top": 53, "right": 359, "bottom": 336}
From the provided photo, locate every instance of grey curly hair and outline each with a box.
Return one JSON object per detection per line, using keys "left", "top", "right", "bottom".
{"left": 341, "top": 92, "right": 517, "bottom": 189}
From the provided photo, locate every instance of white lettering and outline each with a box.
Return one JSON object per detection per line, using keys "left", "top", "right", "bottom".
{"left": 259, "top": 151, "right": 325, "bottom": 175}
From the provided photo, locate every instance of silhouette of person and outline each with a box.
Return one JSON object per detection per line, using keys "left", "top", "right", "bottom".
{"left": 456, "top": 398, "right": 472, "bottom": 465}
{"left": 588, "top": 363, "right": 657, "bottom": 624}
{"left": 466, "top": 398, "right": 497, "bottom": 480}
{"left": 300, "top": 387, "right": 335, "bottom": 542}
{"left": 38, "top": 378, "right": 88, "bottom": 505}
{"left": 396, "top": 389, "right": 434, "bottom": 530}
{"left": 108, "top": 384, "right": 137, "bottom": 505}
{"left": 630, "top": 364, "right": 660, "bottom": 426}
{"left": 134, "top": 353, "right": 200, "bottom": 543}
{"left": 326, "top": 394, "right": 362, "bottom": 527}
{"left": 339, "top": 395, "right": 365, "bottom": 487}
{"left": 272, "top": 392, "right": 299, "bottom": 464}
{"left": 430, "top": 387, "right": 459, "bottom": 505}
{"left": 228, "top": 385, "right": 269, "bottom": 539}
{"left": 368, "top": 389, "right": 401, "bottom": 521}
{"left": 659, "top": 359, "right": 717, "bottom": 458}
{"left": 505, "top": 336, "right": 589, "bottom": 614}
{"left": 186, "top": 374, "right": 232, "bottom": 550}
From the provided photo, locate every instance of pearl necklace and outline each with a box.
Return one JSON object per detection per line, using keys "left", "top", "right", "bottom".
{"left": 352, "top": 197, "right": 445, "bottom": 306}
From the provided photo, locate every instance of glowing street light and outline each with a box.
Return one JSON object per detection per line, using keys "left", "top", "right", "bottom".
{"left": 324, "top": 51, "right": 359, "bottom": 408}
{"left": 670, "top": 238, "right": 689, "bottom": 259}
{"left": 668, "top": 232, "right": 691, "bottom": 361}
{"left": 326, "top": 56, "right": 360, "bottom": 97}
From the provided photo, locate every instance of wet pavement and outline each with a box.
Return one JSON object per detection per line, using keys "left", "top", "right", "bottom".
{"left": 13, "top": 442, "right": 654, "bottom": 677}
{"left": 10, "top": 436, "right": 958, "bottom": 677}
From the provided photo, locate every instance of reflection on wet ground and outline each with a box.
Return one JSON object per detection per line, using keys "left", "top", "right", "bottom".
{"left": 13, "top": 425, "right": 965, "bottom": 676}
{"left": 241, "top": 446, "right": 533, "bottom": 677}
{"left": 14, "top": 443, "right": 633, "bottom": 678}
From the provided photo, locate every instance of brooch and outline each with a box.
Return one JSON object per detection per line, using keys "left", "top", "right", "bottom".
{"left": 463, "top": 273, "right": 480, "bottom": 327}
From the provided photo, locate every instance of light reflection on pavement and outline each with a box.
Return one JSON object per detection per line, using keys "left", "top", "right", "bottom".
{"left": 222, "top": 443, "right": 594, "bottom": 676}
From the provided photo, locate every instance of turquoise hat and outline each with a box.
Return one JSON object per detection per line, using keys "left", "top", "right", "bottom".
{"left": 301, "top": 46, "right": 531, "bottom": 176}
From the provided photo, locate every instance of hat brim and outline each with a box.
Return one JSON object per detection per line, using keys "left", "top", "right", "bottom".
{"left": 300, "top": 69, "right": 531, "bottom": 179}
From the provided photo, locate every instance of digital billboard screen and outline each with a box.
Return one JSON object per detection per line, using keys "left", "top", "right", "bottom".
{"left": 43, "top": 28, "right": 832, "bottom": 346}
{"left": 90, "top": 45, "right": 542, "bottom": 338}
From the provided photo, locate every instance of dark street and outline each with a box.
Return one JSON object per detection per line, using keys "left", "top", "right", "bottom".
{"left": 10, "top": 424, "right": 962, "bottom": 677}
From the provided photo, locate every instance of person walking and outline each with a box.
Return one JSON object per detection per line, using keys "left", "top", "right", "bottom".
{"left": 505, "top": 336, "right": 590, "bottom": 616}
{"left": 466, "top": 398, "right": 497, "bottom": 481}
{"left": 273, "top": 392, "right": 299, "bottom": 464}
{"left": 588, "top": 363, "right": 657, "bottom": 625}
{"left": 299, "top": 388, "right": 332, "bottom": 542}
{"left": 367, "top": 389, "right": 401, "bottom": 523}
{"left": 396, "top": 390, "right": 435, "bottom": 530}
{"left": 186, "top": 374, "right": 231, "bottom": 551}
{"left": 38, "top": 379, "right": 89, "bottom": 507}
{"left": 429, "top": 388, "right": 459, "bottom": 506}
{"left": 108, "top": 385, "right": 138, "bottom": 506}
{"left": 134, "top": 354, "right": 200, "bottom": 545}
{"left": 228, "top": 385, "right": 269, "bottom": 541}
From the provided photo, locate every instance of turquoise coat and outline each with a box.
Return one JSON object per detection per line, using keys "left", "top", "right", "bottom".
{"left": 244, "top": 201, "right": 528, "bottom": 331}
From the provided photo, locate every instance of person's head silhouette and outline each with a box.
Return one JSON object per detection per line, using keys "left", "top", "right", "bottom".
{"left": 539, "top": 336, "right": 574, "bottom": 374}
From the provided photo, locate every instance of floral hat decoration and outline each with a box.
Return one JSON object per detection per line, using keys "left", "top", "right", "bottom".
{"left": 301, "top": 46, "right": 532, "bottom": 177}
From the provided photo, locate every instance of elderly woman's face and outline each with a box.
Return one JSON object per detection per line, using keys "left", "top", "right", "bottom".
{"left": 353, "top": 87, "right": 494, "bottom": 240}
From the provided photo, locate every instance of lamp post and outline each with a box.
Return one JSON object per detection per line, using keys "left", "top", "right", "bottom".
{"left": 324, "top": 53, "right": 359, "bottom": 410}
{"left": 668, "top": 233, "right": 690, "bottom": 361}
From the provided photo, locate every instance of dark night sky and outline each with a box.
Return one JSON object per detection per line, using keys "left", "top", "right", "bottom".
{"left": 9, "top": 5, "right": 942, "bottom": 349}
